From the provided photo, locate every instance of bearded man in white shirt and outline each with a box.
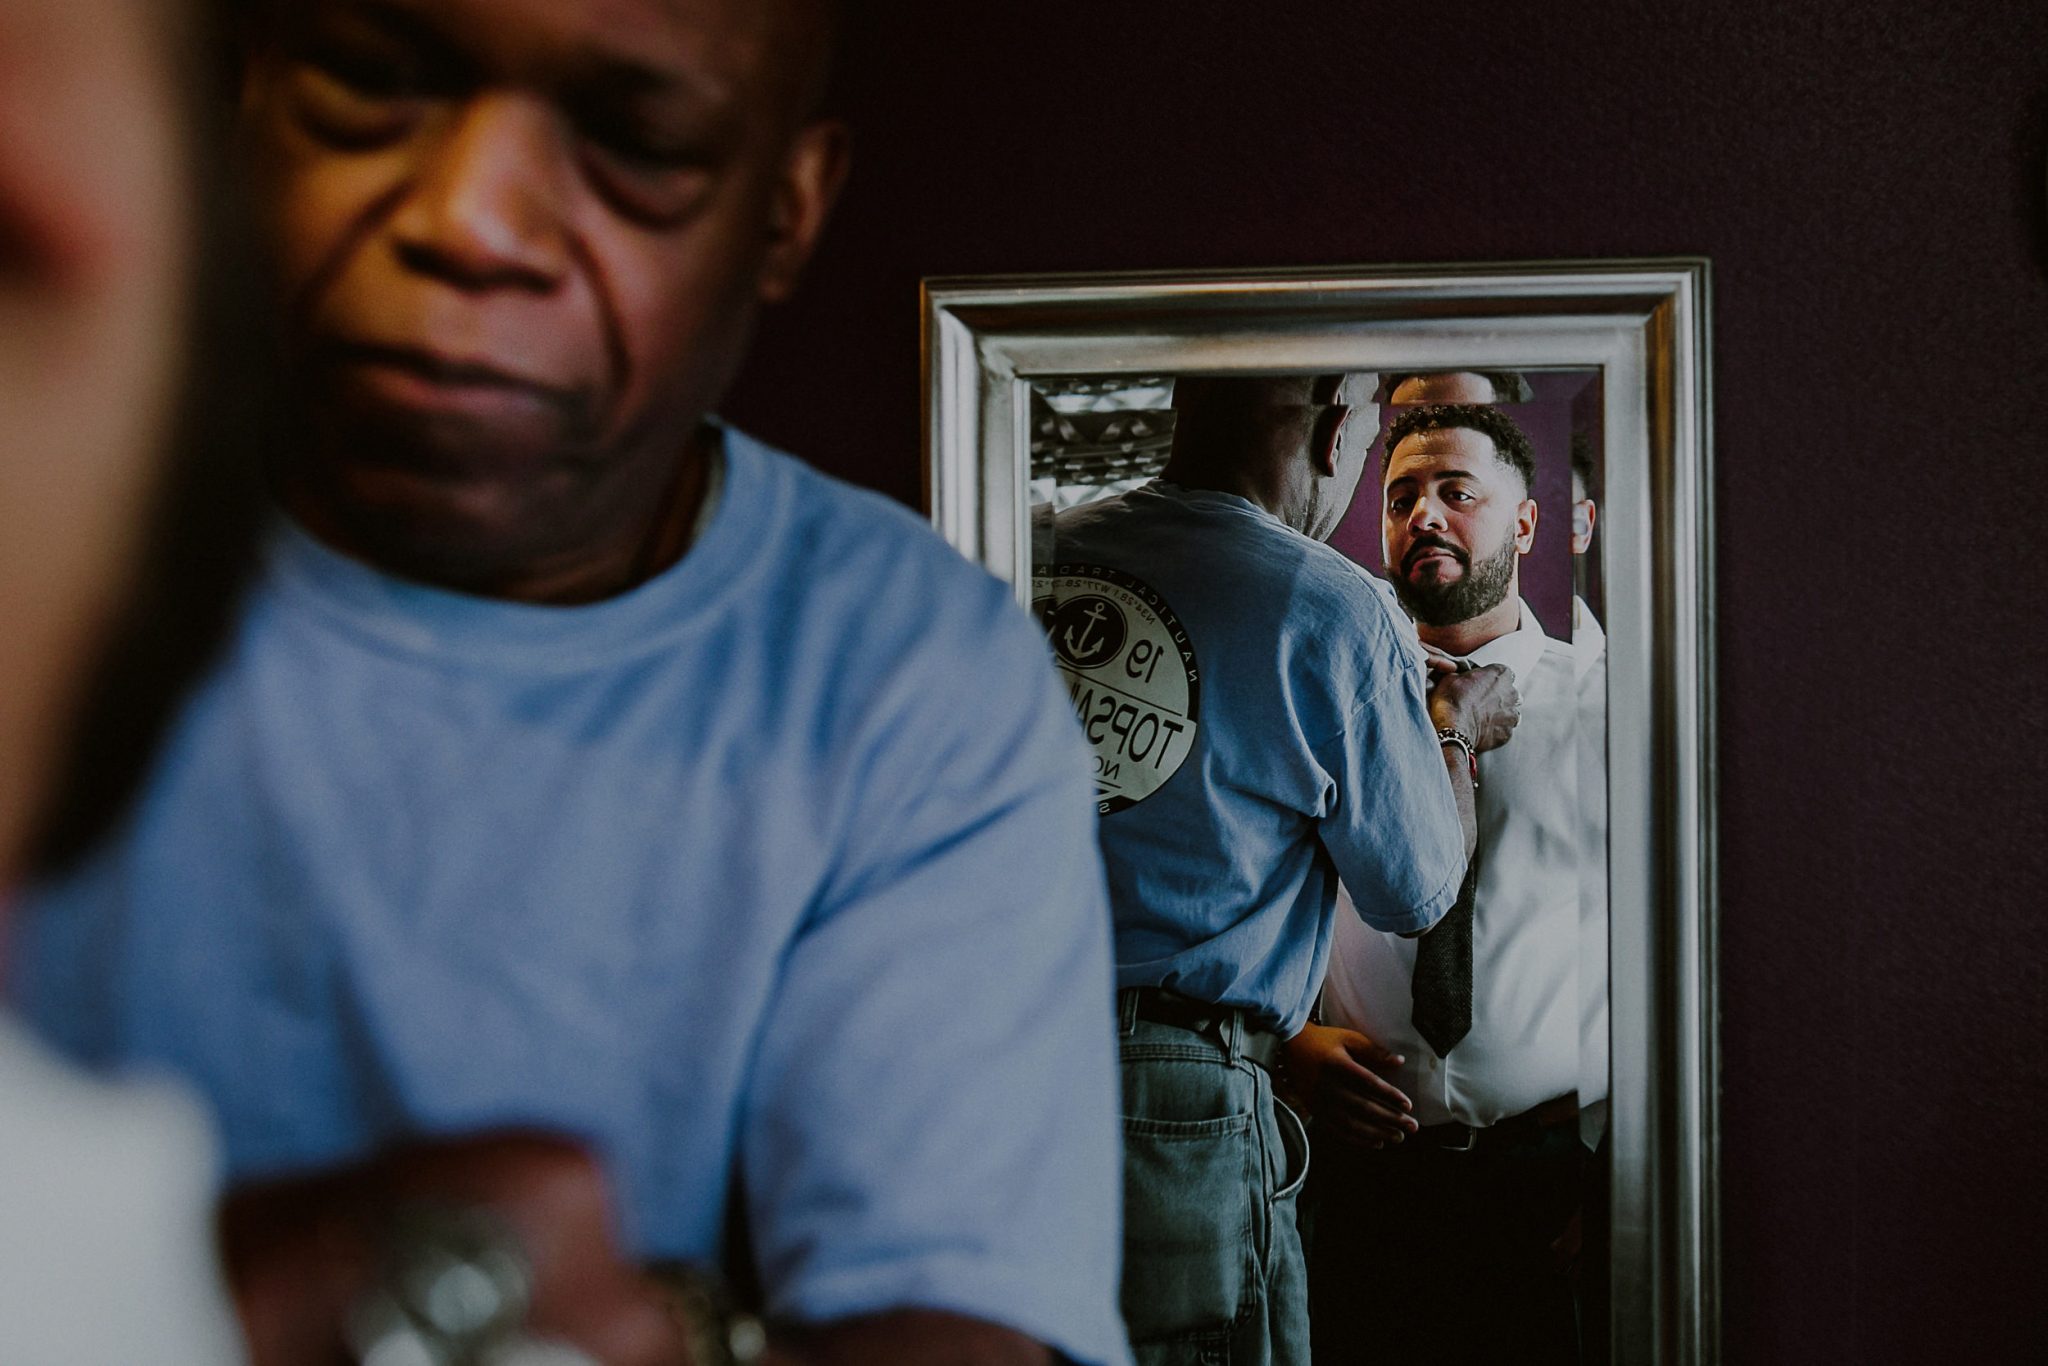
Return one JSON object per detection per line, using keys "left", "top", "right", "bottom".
{"left": 1284, "top": 402, "right": 1604, "bottom": 1366}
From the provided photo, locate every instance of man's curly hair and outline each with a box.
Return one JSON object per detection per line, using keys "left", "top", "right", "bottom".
{"left": 1384, "top": 403, "right": 1536, "bottom": 493}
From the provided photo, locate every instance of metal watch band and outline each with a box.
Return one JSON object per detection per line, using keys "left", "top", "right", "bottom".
{"left": 1436, "top": 725, "right": 1479, "bottom": 788}
{"left": 644, "top": 1261, "right": 770, "bottom": 1366}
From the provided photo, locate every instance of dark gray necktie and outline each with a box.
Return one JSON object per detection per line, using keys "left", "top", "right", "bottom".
{"left": 1411, "top": 854, "right": 1479, "bottom": 1056}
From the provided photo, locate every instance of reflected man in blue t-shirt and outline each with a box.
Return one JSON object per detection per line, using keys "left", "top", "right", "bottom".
{"left": 1038, "top": 374, "right": 1521, "bottom": 1365}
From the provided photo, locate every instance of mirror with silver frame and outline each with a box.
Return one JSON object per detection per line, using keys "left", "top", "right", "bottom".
{"left": 923, "top": 263, "right": 1715, "bottom": 1364}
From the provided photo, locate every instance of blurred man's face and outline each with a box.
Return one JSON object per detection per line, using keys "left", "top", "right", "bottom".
{"left": 245, "top": 0, "right": 844, "bottom": 580}
{"left": 0, "top": 0, "right": 190, "bottom": 881}
{"left": 1382, "top": 426, "right": 1536, "bottom": 628}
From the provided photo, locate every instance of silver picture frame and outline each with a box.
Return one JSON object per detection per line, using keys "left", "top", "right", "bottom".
{"left": 922, "top": 260, "right": 1716, "bottom": 1364}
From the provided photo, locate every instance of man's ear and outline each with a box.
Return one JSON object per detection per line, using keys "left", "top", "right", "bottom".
{"left": 1309, "top": 406, "right": 1350, "bottom": 479}
{"left": 1571, "top": 497, "right": 1597, "bottom": 555}
{"left": 756, "top": 119, "right": 852, "bottom": 305}
{"left": 1516, "top": 497, "right": 1539, "bottom": 554}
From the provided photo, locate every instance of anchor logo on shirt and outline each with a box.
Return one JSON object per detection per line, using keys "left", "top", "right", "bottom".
{"left": 1047, "top": 595, "right": 1128, "bottom": 670}
{"left": 1064, "top": 602, "right": 1112, "bottom": 656}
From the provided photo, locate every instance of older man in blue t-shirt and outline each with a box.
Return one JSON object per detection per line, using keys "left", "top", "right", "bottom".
{"left": 12, "top": 2, "right": 1128, "bottom": 1363}
{"left": 1038, "top": 375, "right": 1519, "bottom": 1365}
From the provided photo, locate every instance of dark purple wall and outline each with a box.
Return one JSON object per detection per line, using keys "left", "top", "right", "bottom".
{"left": 724, "top": 2, "right": 2048, "bottom": 1359}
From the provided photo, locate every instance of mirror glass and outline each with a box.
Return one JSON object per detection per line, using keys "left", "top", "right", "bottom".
{"left": 1030, "top": 366, "right": 1614, "bottom": 1363}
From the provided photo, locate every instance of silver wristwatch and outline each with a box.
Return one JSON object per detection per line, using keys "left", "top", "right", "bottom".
{"left": 345, "top": 1204, "right": 598, "bottom": 1366}
{"left": 644, "top": 1261, "right": 769, "bottom": 1366}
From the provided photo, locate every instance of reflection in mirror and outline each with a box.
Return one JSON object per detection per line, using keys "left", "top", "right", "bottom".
{"left": 1031, "top": 367, "right": 1612, "bottom": 1364}
{"left": 1027, "top": 376, "right": 1177, "bottom": 562}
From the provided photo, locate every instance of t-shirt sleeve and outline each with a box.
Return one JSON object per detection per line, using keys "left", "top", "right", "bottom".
{"left": 735, "top": 585, "right": 1131, "bottom": 1366}
{"left": 1311, "top": 606, "right": 1468, "bottom": 936}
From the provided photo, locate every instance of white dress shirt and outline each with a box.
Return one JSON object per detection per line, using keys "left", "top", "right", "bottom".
{"left": 1326, "top": 599, "right": 1607, "bottom": 1129}
{"left": 1573, "top": 594, "right": 1610, "bottom": 1145}
{"left": 1571, "top": 594, "right": 1603, "bottom": 659}
{"left": 0, "top": 1016, "right": 245, "bottom": 1364}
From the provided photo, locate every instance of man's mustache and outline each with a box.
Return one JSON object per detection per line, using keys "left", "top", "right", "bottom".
{"left": 1402, "top": 534, "right": 1468, "bottom": 573}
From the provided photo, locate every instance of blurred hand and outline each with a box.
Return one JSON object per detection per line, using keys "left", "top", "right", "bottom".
{"left": 1551, "top": 1205, "right": 1585, "bottom": 1280}
{"left": 1281, "top": 1024, "right": 1417, "bottom": 1148}
{"left": 1427, "top": 661, "right": 1520, "bottom": 752}
{"left": 221, "top": 1133, "right": 691, "bottom": 1366}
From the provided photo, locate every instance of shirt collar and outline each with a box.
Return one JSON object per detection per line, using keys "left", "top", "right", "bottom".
{"left": 1572, "top": 594, "right": 1607, "bottom": 673}
{"left": 1461, "top": 598, "right": 1552, "bottom": 678}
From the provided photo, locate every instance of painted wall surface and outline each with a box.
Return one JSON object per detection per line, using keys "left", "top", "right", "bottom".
{"left": 722, "top": 2, "right": 2048, "bottom": 1359}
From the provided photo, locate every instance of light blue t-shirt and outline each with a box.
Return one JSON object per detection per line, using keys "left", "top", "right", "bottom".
{"left": 1041, "top": 481, "right": 1466, "bottom": 1036}
{"left": 14, "top": 429, "right": 1130, "bottom": 1365}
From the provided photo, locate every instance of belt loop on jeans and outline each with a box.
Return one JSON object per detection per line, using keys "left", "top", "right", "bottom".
{"left": 1120, "top": 987, "right": 1286, "bottom": 1074}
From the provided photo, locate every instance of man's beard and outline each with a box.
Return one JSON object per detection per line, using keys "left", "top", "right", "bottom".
{"left": 1392, "top": 532, "right": 1518, "bottom": 627}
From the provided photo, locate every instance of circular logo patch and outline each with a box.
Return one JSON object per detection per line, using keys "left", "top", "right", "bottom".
{"left": 1034, "top": 563, "right": 1201, "bottom": 816}
{"left": 1046, "top": 595, "right": 1128, "bottom": 670}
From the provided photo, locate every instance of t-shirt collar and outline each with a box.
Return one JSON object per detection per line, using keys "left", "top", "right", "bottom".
{"left": 268, "top": 422, "right": 770, "bottom": 671}
{"left": 1143, "top": 479, "right": 1286, "bottom": 528}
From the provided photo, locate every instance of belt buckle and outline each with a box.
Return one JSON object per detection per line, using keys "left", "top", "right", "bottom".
{"left": 1435, "top": 1122, "right": 1477, "bottom": 1153}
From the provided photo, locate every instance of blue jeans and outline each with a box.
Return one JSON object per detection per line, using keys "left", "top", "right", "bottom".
{"left": 1117, "top": 993, "right": 1311, "bottom": 1366}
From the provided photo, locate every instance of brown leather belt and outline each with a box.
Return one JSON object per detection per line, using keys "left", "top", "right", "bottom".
{"left": 1411, "top": 1092, "right": 1580, "bottom": 1153}
{"left": 1120, "top": 987, "right": 1286, "bottom": 1073}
